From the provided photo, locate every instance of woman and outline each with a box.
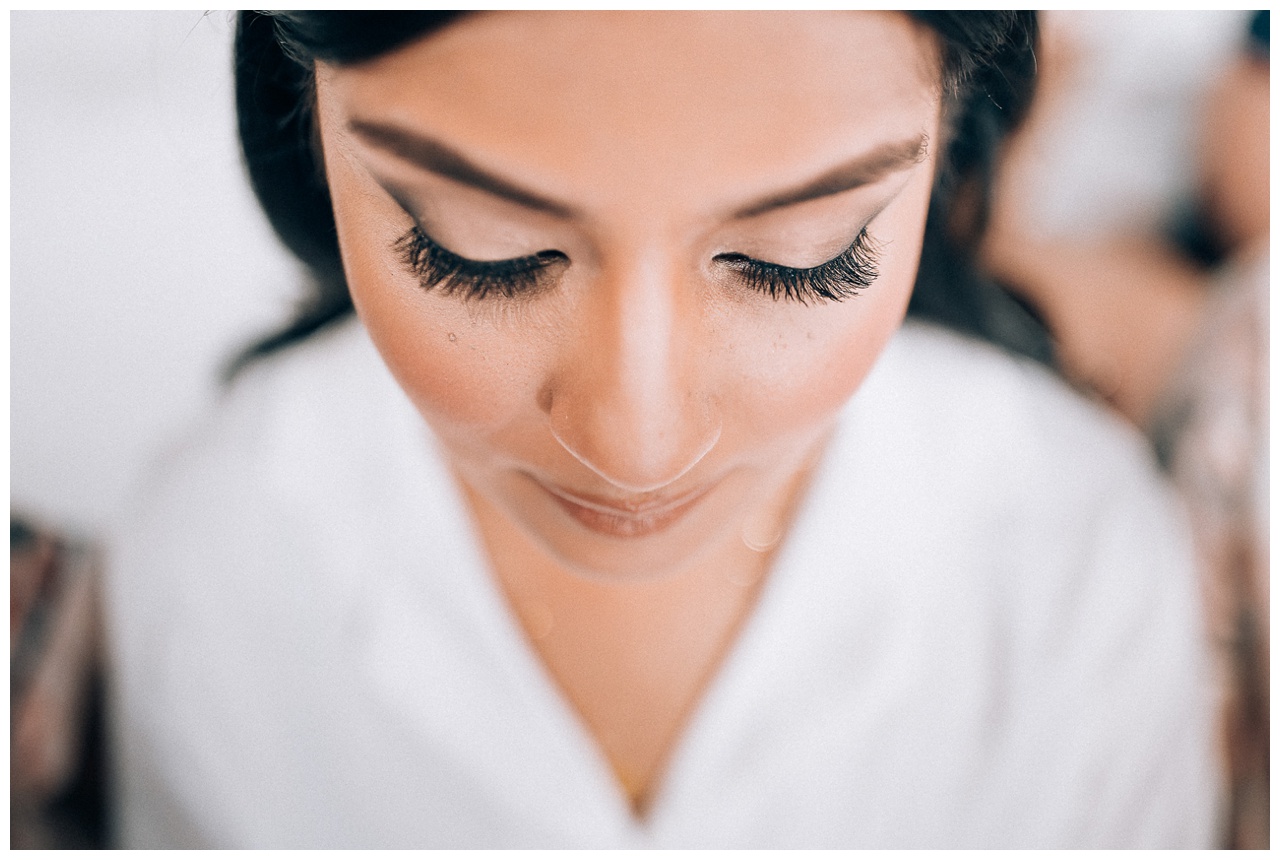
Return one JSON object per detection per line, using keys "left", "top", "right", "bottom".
{"left": 102, "top": 11, "right": 1219, "bottom": 847}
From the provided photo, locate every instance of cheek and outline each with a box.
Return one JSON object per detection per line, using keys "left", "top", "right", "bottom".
{"left": 730, "top": 276, "right": 910, "bottom": 450}
{"left": 360, "top": 291, "right": 529, "bottom": 432}
{"left": 726, "top": 185, "right": 925, "bottom": 444}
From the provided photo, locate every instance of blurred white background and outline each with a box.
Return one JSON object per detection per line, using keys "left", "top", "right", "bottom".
{"left": 9, "top": 11, "right": 1247, "bottom": 536}
{"left": 12, "top": 11, "right": 303, "bottom": 532}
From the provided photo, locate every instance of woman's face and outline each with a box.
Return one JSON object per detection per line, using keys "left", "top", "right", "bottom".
{"left": 315, "top": 12, "right": 943, "bottom": 578}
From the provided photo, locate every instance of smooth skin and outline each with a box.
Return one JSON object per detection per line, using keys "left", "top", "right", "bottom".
{"left": 315, "top": 11, "right": 943, "bottom": 813}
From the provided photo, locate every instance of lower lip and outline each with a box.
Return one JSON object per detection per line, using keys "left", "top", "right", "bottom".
{"left": 539, "top": 483, "right": 713, "bottom": 539}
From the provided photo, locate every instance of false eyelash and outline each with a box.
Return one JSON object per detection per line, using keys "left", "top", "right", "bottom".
{"left": 395, "top": 223, "right": 881, "bottom": 306}
{"left": 716, "top": 227, "right": 882, "bottom": 304}
{"left": 394, "top": 225, "right": 566, "bottom": 301}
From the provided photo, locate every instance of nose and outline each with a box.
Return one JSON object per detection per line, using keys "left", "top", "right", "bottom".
{"left": 542, "top": 253, "right": 720, "bottom": 494}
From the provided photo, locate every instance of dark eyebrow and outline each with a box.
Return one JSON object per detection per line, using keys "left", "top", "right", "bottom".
{"left": 349, "top": 119, "right": 578, "bottom": 219}
{"left": 730, "top": 134, "right": 929, "bottom": 219}
{"left": 350, "top": 118, "right": 927, "bottom": 222}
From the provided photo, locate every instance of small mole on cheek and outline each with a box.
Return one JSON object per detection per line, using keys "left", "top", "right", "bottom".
{"left": 447, "top": 332, "right": 457, "bottom": 343}
{"left": 807, "top": 331, "right": 815, "bottom": 341}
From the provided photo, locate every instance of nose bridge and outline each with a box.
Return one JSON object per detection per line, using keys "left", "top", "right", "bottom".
{"left": 546, "top": 249, "right": 719, "bottom": 493}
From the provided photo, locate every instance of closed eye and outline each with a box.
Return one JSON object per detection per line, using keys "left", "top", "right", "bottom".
{"left": 715, "top": 227, "right": 882, "bottom": 304}
{"left": 394, "top": 226, "right": 567, "bottom": 301}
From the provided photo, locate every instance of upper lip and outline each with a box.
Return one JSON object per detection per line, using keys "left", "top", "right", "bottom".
{"left": 536, "top": 479, "right": 711, "bottom": 518}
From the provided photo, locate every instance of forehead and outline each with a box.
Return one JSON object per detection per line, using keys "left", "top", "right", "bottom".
{"left": 320, "top": 11, "right": 942, "bottom": 213}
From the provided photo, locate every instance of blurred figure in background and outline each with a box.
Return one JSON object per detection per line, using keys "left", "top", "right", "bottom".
{"left": 983, "top": 10, "right": 1268, "bottom": 848}
{"left": 10, "top": 520, "right": 108, "bottom": 848}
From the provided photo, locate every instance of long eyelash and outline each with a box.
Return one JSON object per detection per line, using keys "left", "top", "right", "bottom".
{"left": 718, "top": 228, "right": 883, "bottom": 304}
{"left": 394, "top": 226, "right": 564, "bottom": 301}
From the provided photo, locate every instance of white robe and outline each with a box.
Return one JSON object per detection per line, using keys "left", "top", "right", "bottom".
{"left": 104, "top": 318, "right": 1221, "bottom": 848}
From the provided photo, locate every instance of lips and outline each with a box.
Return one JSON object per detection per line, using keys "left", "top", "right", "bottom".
{"left": 535, "top": 479, "right": 714, "bottom": 538}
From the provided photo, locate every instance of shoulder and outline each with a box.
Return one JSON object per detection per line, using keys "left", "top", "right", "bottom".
{"left": 104, "top": 319, "right": 427, "bottom": 647}
{"left": 868, "top": 320, "right": 1148, "bottom": 456}
{"left": 100, "top": 319, "right": 438, "bottom": 847}
{"left": 117, "top": 318, "right": 408, "bottom": 525}
{"left": 860, "top": 320, "right": 1194, "bottom": 629}
{"left": 840, "top": 319, "right": 1195, "bottom": 599}
{"left": 811, "top": 322, "right": 1220, "bottom": 845}
{"left": 851, "top": 320, "right": 1174, "bottom": 517}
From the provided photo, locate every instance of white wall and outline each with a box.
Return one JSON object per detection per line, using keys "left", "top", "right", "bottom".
{"left": 12, "top": 11, "right": 303, "bottom": 532}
